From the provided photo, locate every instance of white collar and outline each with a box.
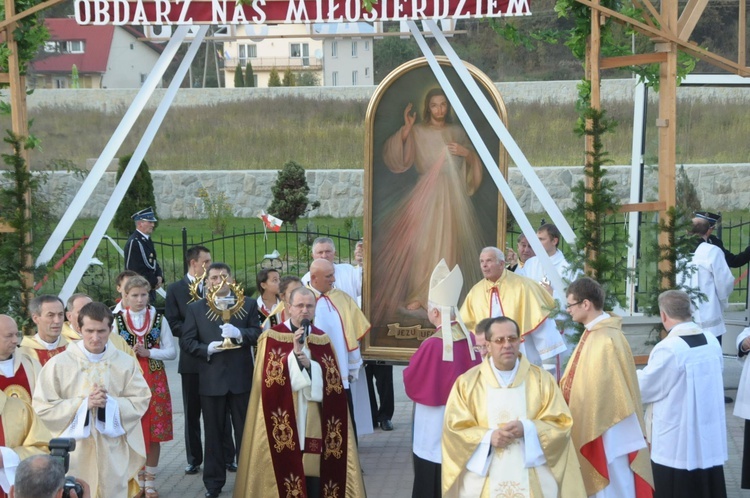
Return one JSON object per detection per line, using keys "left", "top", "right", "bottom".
{"left": 490, "top": 357, "right": 520, "bottom": 388}
{"left": 584, "top": 312, "right": 610, "bottom": 330}
{"left": 0, "top": 356, "right": 14, "bottom": 377}
{"left": 136, "top": 229, "right": 150, "bottom": 240}
{"left": 34, "top": 333, "right": 61, "bottom": 350}
{"left": 77, "top": 340, "right": 106, "bottom": 362}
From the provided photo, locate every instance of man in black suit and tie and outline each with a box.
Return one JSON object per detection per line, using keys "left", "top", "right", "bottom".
{"left": 181, "top": 262, "right": 261, "bottom": 498}
{"left": 124, "top": 207, "right": 163, "bottom": 304}
{"left": 167, "top": 246, "right": 238, "bottom": 476}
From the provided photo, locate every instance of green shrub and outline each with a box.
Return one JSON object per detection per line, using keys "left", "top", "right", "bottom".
{"left": 268, "top": 160, "right": 320, "bottom": 228}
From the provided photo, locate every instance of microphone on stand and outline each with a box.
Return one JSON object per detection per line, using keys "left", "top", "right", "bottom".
{"left": 299, "top": 319, "right": 311, "bottom": 344}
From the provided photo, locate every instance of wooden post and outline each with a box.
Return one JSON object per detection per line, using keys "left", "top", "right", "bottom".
{"left": 3, "top": 0, "right": 34, "bottom": 308}
{"left": 657, "top": 0, "right": 678, "bottom": 289}
{"left": 584, "top": 0, "right": 601, "bottom": 275}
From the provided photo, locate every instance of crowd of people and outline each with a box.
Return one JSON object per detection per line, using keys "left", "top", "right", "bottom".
{"left": 1, "top": 204, "right": 750, "bottom": 498}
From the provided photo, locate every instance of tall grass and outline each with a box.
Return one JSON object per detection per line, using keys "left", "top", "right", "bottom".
{"left": 3, "top": 96, "right": 748, "bottom": 170}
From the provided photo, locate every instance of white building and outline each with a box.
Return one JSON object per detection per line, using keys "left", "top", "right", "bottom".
{"left": 223, "top": 23, "right": 374, "bottom": 87}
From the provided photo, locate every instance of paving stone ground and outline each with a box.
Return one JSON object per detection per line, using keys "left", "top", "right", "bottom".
{"left": 152, "top": 359, "right": 750, "bottom": 497}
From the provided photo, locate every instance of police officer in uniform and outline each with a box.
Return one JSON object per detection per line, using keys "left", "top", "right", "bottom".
{"left": 124, "top": 207, "right": 163, "bottom": 304}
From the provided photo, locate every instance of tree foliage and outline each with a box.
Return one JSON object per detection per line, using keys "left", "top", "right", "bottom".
{"left": 282, "top": 68, "right": 296, "bottom": 87}
{"left": 0, "top": 133, "right": 35, "bottom": 325}
{"left": 113, "top": 154, "right": 158, "bottom": 234}
{"left": 268, "top": 161, "right": 321, "bottom": 228}
{"left": 297, "top": 72, "right": 319, "bottom": 86}
{"left": 563, "top": 107, "right": 629, "bottom": 311}
{"left": 245, "top": 61, "right": 255, "bottom": 87}
{"left": 267, "top": 67, "right": 281, "bottom": 87}
{"left": 233, "top": 63, "right": 244, "bottom": 87}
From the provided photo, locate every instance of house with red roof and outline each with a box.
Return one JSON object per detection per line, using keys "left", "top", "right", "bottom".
{"left": 31, "top": 19, "right": 163, "bottom": 89}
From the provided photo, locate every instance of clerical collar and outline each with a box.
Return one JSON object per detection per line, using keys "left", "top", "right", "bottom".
{"left": 667, "top": 321, "right": 701, "bottom": 336}
{"left": 0, "top": 356, "right": 13, "bottom": 377}
{"left": 77, "top": 340, "right": 106, "bottom": 362}
{"left": 136, "top": 229, "right": 150, "bottom": 240}
{"left": 490, "top": 357, "right": 520, "bottom": 388}
{"left": 34, "top": 333, "right": 61, "bottom": 350}
{"left": 584, "top": 312, "right": 610, "bottom": 331}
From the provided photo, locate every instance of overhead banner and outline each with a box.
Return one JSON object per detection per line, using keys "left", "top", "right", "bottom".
{"left": 74, "top": 0, "right": 531, "bottom": 25}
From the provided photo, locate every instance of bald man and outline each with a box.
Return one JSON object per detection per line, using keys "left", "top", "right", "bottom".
{"left": 0, "top": 315, "right": 40, "bottom": 406}
{"left": 308, "top": 259, "right": 370, "bottom": 439}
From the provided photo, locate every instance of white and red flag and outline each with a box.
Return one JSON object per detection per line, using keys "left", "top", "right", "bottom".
{"left": 259, "top": 210, "right": 283, "bottom": 239}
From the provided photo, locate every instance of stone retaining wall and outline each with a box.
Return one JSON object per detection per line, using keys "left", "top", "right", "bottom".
{"left": 40, "top": 163, "right": 750, "bottom": 219}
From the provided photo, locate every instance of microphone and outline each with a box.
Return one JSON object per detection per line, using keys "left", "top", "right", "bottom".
{"left": 299, "top": 319, "right": 311, "bottom": 344}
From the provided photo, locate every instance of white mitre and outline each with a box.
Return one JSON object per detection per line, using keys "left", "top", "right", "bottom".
{"left": 429, "top": 259, "right": 475, "bottom": 362}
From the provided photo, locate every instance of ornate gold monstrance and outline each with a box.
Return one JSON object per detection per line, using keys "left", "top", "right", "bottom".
{"left": 205, "top": 276, "right": 248, "bottom": 351}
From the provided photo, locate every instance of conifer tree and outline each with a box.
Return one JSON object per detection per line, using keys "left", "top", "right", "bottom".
{"left": 268, "top": 161, "right": 320, "bottom": 228}
{"left": 113, "top": 154, "right": 158, "bottom": 234}
{"left": 245, "top": 60, "right": 255, "bottom": 87}
{"left": 282, "top": 68, "right": 296, "bottom": 86}
{"left": 267, "top": 67, "right": 281, "bottom": 87}
{"left": 233, "top": 63, "right": 244, "bottom": 87}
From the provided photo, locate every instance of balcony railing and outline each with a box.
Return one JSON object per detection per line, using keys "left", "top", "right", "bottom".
{"left": 229, "top": 57, "right": 323, "bottom": 71}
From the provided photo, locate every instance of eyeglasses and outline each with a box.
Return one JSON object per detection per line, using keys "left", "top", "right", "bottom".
{"left": 566, "top": 300, "right": 583, "bottom": 310}
{"left": 490, "top": 336, "right": 520, "bottom": 345}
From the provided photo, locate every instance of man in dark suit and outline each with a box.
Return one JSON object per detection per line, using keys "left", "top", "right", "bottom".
{"left": 166, "top": 246, "right": 238, "bottom": 476}
{"left": 124, "top": 207, "right": 163, "bottom": 304}
{"left": 181, "top": 262, "right": 261, "bottom": 498}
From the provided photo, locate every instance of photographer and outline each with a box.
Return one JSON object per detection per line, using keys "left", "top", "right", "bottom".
{"left": 10, "top": 455, "right": 89, "bottom": 498}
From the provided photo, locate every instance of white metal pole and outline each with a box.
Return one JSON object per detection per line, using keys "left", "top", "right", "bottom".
{"left": 407, "top": 20, "right": 566, "bottom": 295}
{"left": 36, "top": 25, "right": 192, "bottom": 267}
{"left": 625, "top": 82, "right": 647, "bottom": 315}
{"left": 58, "top": 26, "right": 209, "bottom": 303}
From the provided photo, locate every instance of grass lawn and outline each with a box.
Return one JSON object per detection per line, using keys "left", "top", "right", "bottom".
{"left": 8, "top": 97, "right": 750, "bottom": 172}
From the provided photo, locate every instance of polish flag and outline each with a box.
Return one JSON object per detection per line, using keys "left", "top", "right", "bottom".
{"left": 260, "top": 211, "right": 283, "bottom": 232}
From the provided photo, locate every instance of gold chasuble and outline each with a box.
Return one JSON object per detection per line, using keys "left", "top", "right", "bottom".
{"left": 460, "top": 271, "right": 554, "bottom": 335}
{"left": 233, "top": 324, "right": 365, "bottom": 497}
{"left": 307, "top": 287, "right": 370, "bottom": 350}
{"left": 0, "top": 390, "right": 51, "bottom": 456}
{"left": 442, "top": 355, "right": 586, "bottom": 497}
{"left": 33, "top": 344, "right": 150, "bottom": 498}
{"left": 560, "top": 315, "right": 654, "bottom": 496}
{"left": 19, "top": 334, "right": 70, "bottom": 366}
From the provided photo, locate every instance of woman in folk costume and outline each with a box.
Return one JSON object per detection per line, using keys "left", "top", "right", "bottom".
{"left": 735, "top": 326, "right": 750, "bottom": 489}
{"left": 261, "top": 275, "right": 303, "bottom": 331}
{"left": 116, "top": 275, "right": 177, "bottom": 497}
{"left": 256, "top": 269, "right": 282, "bottom": 330}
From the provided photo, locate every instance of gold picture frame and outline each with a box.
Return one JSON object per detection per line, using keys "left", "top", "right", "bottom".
{"left": 362, "top": 57, "right": 509, "bottom": 362}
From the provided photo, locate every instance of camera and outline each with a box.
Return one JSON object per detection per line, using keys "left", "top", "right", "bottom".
{"left": 49, "top": 438, "right": 84, "bottom": 498}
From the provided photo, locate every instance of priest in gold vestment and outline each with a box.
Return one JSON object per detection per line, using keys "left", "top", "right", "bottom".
{"left": 442, "top": 316, "right": 585, "bottom": 497}
{"left": 460, "top": 247, "right": 566, "bottom": 365}
{"left": 233, "top": 287, "right": 365, "bottom": 497}
{"left": 0, "top": 390, "right": 52, "bottom": 496}
{"left": 560, "top": 278, "right": 653, "bottom": 497}
{"left": 33, "top": 302, "right": 150, "bottom": 498}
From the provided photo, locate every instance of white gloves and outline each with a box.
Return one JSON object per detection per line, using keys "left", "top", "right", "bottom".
{"left": 347, "top": 365, "right": 360, "bottom": 383}
{"left": 221, "top": 323, "right": 241, "bottom": 339}
{"left": 207, "top": 341, "right": 224, "bottom": 356}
